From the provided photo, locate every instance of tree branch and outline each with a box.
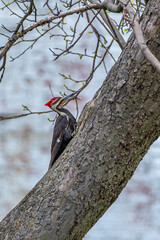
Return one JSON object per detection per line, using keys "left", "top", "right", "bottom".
{"left": 88, "top": 0, "right": 126, "bottom": 49}
{"left": 103, "top": 0, "right": 123, "bottom": 12}
{"left": 0, "top": 110, "right": 52, "bottom": 121}
{"left": 120, "top": 0, "right": 160, "bottom": 73}
{"left": 0, "top": 53, "right": 6, "bottom": 82}
{"left": 50, "top": 10, "right": 101, "bottom": 60}
{"left": 0, "top": 2, "right": 123, "bottom": 61}
{"left": 14, "top": 0, "right": 34, "bottom": 34}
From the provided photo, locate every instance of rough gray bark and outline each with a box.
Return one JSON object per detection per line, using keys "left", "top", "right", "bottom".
{"left": 0, "top": 1, "right": 160, "bottom": 239}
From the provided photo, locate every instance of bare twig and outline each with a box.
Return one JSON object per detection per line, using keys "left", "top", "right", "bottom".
{"left": 88, "top": 0, "right": 125, "bottom": 49}
{"left": 0, "top": 110, "right": 52, "bottom": 121}
{"left": 56, "top": 48, "right": 101, "bottom": 59}
{"left": 49, "top": 84, "right": 54, "bottom": 97}
{"left": 0, "top": 2, "right": 119, "bottom": 61}
{"left": 50, "top": 10, "right": 101, "bottom": 61}
{"left": 75, "top": 97, "right": 79, "bottom": 119}
{"left": 10, "top": 20, "right": 62, "bottom": 61}
{"left": 43, "top": 1, "right": 59, "bottom": 15}
{"left": 0, "top": 54, "right": 6, "bottom": 82}
{"left": 120, "top": 0, "right": 160, "bottom": 73}
{"left": 70, "top": 12, "right": 81, "bottom": 44}
{"left": 14, "top": 0, "right": 34, "bottom": 34}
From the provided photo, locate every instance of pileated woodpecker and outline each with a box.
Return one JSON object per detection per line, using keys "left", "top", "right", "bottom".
{"left": 45, "top": 93, "right": 77, "bottom": 169}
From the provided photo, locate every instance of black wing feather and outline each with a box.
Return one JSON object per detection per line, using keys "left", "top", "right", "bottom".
{"left": 48, "top": 115, "right": 68, "bottom": 169}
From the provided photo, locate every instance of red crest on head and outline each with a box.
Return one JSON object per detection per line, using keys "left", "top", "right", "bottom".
{"left": 44, "top": 97, "right": 62, "bottom": 107}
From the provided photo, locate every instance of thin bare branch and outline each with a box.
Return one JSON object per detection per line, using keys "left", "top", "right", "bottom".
{"left": 70, "top": 12, "right": 81, "bottom": 44}
{"left": 88, "top": 0, "right": 126, "bottom": 49}
{"left": 0, "top": 110, "right": 52, "bottom": 121}
{"left": 120, "top": 0, "right": 160, "bottom": 73}
{"left": 0, "top": 54, "right": 6, "bottom": 82}
{"left": 10, "top": 20, "right": 62, "bottom": 61}
{"left": 14, "top": 0, "right": 34, "bottom": 34}
{"left": 0, "top": 2, "right": 121, "bottom": 61}
{"left": 50, "top": 9, "right": 101, "bottom": 61}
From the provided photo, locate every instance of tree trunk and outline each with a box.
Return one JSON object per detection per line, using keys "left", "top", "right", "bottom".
{"left": 0, "top": 1, "right": 160, "bottom": 239}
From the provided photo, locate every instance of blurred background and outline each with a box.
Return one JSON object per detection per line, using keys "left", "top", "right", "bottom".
{"left": 0, "top": 1, "right": 160, "bottom": 239}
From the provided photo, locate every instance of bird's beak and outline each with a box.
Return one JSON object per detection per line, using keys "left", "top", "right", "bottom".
{"left": 62, "top": 92, "right": 75, "bottom": 101}
{"left": 59, "top": 92, "right": 75, "bottom": 106}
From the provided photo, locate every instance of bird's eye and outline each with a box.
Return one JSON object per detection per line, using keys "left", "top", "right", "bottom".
{"left": 52, "top": 98, "right": 60, "bottom": 105}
